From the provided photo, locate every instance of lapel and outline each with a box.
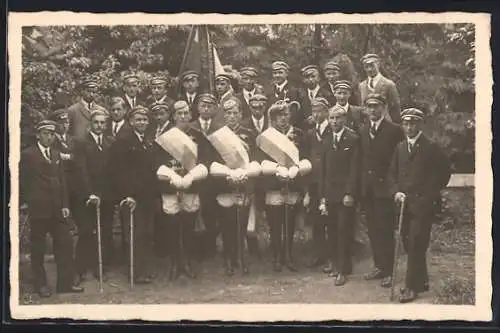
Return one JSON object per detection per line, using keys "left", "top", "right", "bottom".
{"left": 408, "top": 134, "right": 426, "bottom": 161}
{"left": 37, "top": 145, "right": 52, "bottom": 164}
{"left": 79, "top": 99, "right": 92, "bottom": 121}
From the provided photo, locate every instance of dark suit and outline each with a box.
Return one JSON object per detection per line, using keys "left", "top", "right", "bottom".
{"left": 120, "top": 93, "right": 145, "bottom": 113}
{"left": 323, "top": 82, "right": 362, "bottom": 106}
{"left": 388, "top": 134, "right": 450, "bottom": 292}
{"left": 234, "top": 85, "right": 265, "bottom": 120}
{"left": 360, "top": 118, "right": 404, "bottom": 276}
{"left": 53, "top": 133, "right": 78, "bottom": 211}
{"left": 320, "top": 128, "right": 361, "bottom": 274}
{"left": 297, "top": 86, "right": 335, "bottom": 130}
{"left": 266, "top": 82, "right": 301, "bottom": 127}
{"left": 304, "top": 124, "right": 330, "bottom": 262}
{"left": 67, "top": 100, "right": 103, "bottom": 140}
{"left": 72, "top": 132, "right": 114, "bottom": 275}
{"left": 359, "top": 75, "right": 402, "bottom": 124}
{"left": 344, "top": 104, "right": 367, "bottom": 134}
{"left": 109, "top": 130, "right": 159, "bottom": 279}
{"left": 20, "top": 144, "right": 75, "bottom": 291}
{"left": 178, "top": 92, "right": 201, "bottom": 120}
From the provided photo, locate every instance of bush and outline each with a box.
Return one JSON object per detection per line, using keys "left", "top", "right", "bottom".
{"left": 433, "top": 275, "right": 475, "bottom": 305}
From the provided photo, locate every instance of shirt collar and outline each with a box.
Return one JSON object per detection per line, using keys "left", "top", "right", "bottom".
{"left": 317, "top": 119, "right": 328, "bottom": 134}
{"left": 370, "top": 116, "right": 384, "bottom": 130}
{"left": 335, "top": 102, "right": 350, "bottom": 111}
{"left": 308, "top": 85, "right": 320, "bottom": 98}
{"left": 333, "top": 126, "right": 345, "bottom": 139}
{"left": 275, "top": 80, "right": 288, "bottom": 92}
{"left": 37, "top": 141, "right": 50, "bottom": 155}
{"left": 89, "top": 130, "right": 102, "bottom": 143}
{"left": 220, "top": 89, "right": 232, "bottom": 102}
{"left": 81, "top": 98, "right": 93, "bottom": 110}
{"left": 134, "top": 130, "right": 145, "bottom": 141}
{"left": 113, "top": 119, "right": 125, "bottom": 128}
{"left": 252, "top": 115, "right": 264, "bottom": 124}
{"left": 186, "top": 92, "right": 197, "bottom": 99}
{"left": 369, "top": 72, "right": 383, "bottom": 87}
{"left": 243, "top": 88, "right": 256, "bottom": 97}
{"left": 157, "top": 120, "right": 170, "bottom": 134}
{"left": 407, "top": 131, "right": 423, "bottom": 145}
{"left": 155, "top": 95, "right": 167, "bottom": 103}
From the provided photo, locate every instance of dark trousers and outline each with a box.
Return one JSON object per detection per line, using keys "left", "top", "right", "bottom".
{"left": 198, "top": 194, "right": 219, "bottom": 258}
{"left": 363, "top": 191, "right": 395, "bottom": 276}
{"left": 166, "top": 211, "right": 196, "bottom": 266}
{"left": 220, "top": 205, "right": 249, "bottom": 265}
{"left": 309, "top": 187, "right": 329, "bottom": 261}
{"left": 30, "top": 217, "right": 75, "bottom": 291}
{"left": 326, "top": 202, "right": 355, "bottom": 274}
{"left": 266, "top": 204, "right": 297, "bottom": 263}
{"left": 120, "top": 200, "right": 155, "bottom": 279}
{"left": 401, "top": 206, "right": 433, "bottom": 292}
{"left": 154, "top": 208, "right": 170, "bottom": 258}
{"left": 73, "top": 199, "right": 113, "bottom": 276}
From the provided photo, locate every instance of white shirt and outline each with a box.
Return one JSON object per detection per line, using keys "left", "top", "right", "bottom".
{"left": 89, "top": 131, "right": 103, "bottom": 149}
{"left": 332, "top": 127, "right": 345, "bottom": 145}
{"left": 407, "top": 131, "right": 423, "bottom": 152}
{"left": 335, "top": 102, "right": 350, "bottom": 112}
{"left": 307, "top": 85, "right": 321, "bottom": 100}
{"left": 316, "top": 119, "right": 328, "bottom": 140}
{"left": 186, "top": 92, "right": 197, "bottom": 105}
{"left": 275, "top": 80, "right": 288, "bottom": 94}
{"left": 328, "top": 82, "right": 336, "bottom": 94}
{"left": 81, "top": 98, "right": 93, "bottom": 111}
{"left": 125, "top": 94, "right": 136, "bottom": 108}
{"left": 199, "top": 118, "right": 212, "bottom": 132}
{"left": 370, "top": 116, "right": 384, "bottom": 132}
{"left": 112, "top": 119, "right": 125, "bottom": 136}
{"left": 243, "top": 88, "right": 256, "bottom": 105}
{"left": 367, "top": 72, "right": 383, "bottom": 89}
{"left": 156, "top": 120, "right": 170, "bottom": 138}
{"left": 134, "top": 130, "right": 145, "bottom": 143}
{"left": 252, "top": 116, "right": 265, "bottom": 133}
{"left": 37, "top": 141, "right": 51, "bottom": 162}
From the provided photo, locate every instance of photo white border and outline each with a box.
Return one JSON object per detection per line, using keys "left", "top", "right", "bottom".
{"left": 7, "top": 12, "right": 493, "bottom": 322}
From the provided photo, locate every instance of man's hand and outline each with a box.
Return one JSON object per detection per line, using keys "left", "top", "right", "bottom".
{"left": 86, "top": 194, "right": 100, "bottom": 206}
{"left": 394, "top": 192, "right": 406, "bottom": 203}
{"left": 60, "top": 152, "right": 72, "bottom": 161}
{"left": 61, "top": 208, "right": 70, "bottom": 219}
{"left": 121, "top": 197, "right": 137, "bottom": 211}
{"left": 343, "top": 194, "right": 355, "bottom": 207}
{"left": 303, "top": 192, "right": 310, "bottom": 207}
{"left": 319, "top": 198, "right": 328, "bottom": 216}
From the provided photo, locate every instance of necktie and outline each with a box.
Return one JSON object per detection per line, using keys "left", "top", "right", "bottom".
{"left": 408, "top": 142, "right": 414, "bottom": 154}
{"left": 309, "top": 90, "right": 314, "bottom": 100}
{"left": 132, "top": 98, "right": 136, "bottom": 108}
{"left": 113, "top": 122, "right": 118, "bottom": 136}
{"left": 369, "top": 78, "right": 374, "bottom": 89}
{"left": 44, "top": 148, "right": 51, "bottom": 162}
{"left": 333, "top": 133, "right": 338, "bottom": 149}
{"left": 316, "top": 124, "right": 322, "bottom": 140}
{"left": 188, "top": 95, "right": 192, "bottom": 105}
{"left": 156, "top": 126, "right": 162, "bottom": 138}
{"left": 202, "top": 121, "right": 208, "bottom": 134}
{"left": 370, "top": 122, "right": 377, "bottom": 138}
{"left": 97, "top": 135, "right": 103, "bottom": 150}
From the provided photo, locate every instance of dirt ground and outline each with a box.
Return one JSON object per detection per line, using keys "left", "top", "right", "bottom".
{"left": 18, "top": 225, "right": 474, "bottom": 305}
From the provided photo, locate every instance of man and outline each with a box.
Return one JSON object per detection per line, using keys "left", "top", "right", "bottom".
{"left": 267, "top": 61, "right": 300, "bottom": 105}
{"left": 303, "top": 97, "right": 330, "bottom": 270}
{"left": 234, "top": 67, "right": 265, "bottom": 120}
{"left": 242, "top": 94, "right": 269, "bottom": 135}
{"left": 67, "top": 75, "right": 103, "bottom": 140}
{"left": 110, "top": 105, "right": 159, "bottom": 284}
{"left": 20, "top": 120, "right": 84, "bottom": 297}
{"left": 145, "top": 75, "right": 175, "bottom": 109}
{"left": 359, "top": 53, "right": 401, "bottom": 124}
{"left": 214, "top": 72, "right": 235, "bottom": 124}
{"left": 388, "top": 108, "right": 451, "bottom": 303}
{"left": 323, "top": 61, "right": 342, "bottom": 97}
{"left": 190, "top": 93, "right": 220, "bottom": 260}
{"left": 332, "top": 80, "right": 367, "bottom": 134}
{"left": 106, "top": 97, "right": 132, "bottom": 140}
{"left": 120, "top": 73, "right": 143, "bottom": 112}
{"left": 298, "top": 65, "right": 334, "bottom": 130}
{"left": 153, "top": 100, "right": 207, "bottom": 280}
{"left": 318, "top": 105, "right": 361, "bottom": 286}
{"left": 72, "top": 109, "right": 114, "bottom": 284}
{"left": 360, "top": 93, "right": 404, "bottom": 288}
{"left": 260, "top": 102, "right": 306, "bottom": 272}
{"left": 178, "top": 70, "right": 201, "bottom": 119}
{"left": 213, "top": 97, "right": 256, "bottom": 275}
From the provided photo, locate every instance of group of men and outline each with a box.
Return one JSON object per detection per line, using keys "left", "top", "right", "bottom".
{"left": 20, "top": 52, "right": 451, "bottom": 303}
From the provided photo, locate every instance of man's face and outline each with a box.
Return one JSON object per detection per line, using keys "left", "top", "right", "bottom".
{"left": 402, "top": 119, "right": 421, "bottom": 139}
{"left": 334, "top": 88, "right": 351, "bottom": 106}
{"left": 275, "top": 109, "right": 290, "bottom": 129}
{"left": 272, "top": 69, "right": 287, "bottom": 85}
{"left": 130, "top": 113, "right": 149, "bottom": 134}
{"left": 224, "top": 107, "right": 242, "bottom": 129}
{"left": 183, "top": 77, "right": 199, "bottom": 93}
{"left": 57, "top": 118, "right": 70, "bottom": 134}
{"left": 37, "top": 129, "right": 55, "bottom": 147}
{"left": 303, "top": 71, "right": 320, "bottom": 89}
{"left": 249, "top": 101, "right": 265, "bottom": 119}
{"left": 215, "top": 79, "right": 230, "bottom": 95}
{"left": 328, "top": 111, "right": 346, "bottom": 133}
{"left": 110, "top": 103, "right": 127, "bottom": 122}
{"left": 174, "top": 108, "right": 192, "bottom": 128}
{"left": 363, "top": 61, "right": 380, "bottom": 78}
{"left": 151, "top": 84, "right": 166, "bottom": 98}
{"left": 240, "top": 75, "right": 255, "bottom": 91}
{"left": 198, "top": 101, "right": 216, "bottom": 120}
{"left": 91, "top": 115, "right": 107, "bottom": 135}
{"left": 366, "top": 102, "right": 385, "bottom": 121}
{"left": 324, "top": 69, "right": 341, "bottom": 84}
{"left": 81, "top": 86, "right": 98, "bottom": 103}
{"left": 124, "top": 81, "right": 139, "bottom": 97}
{"left": 311, "top": 105, "right": 328, "bottom": 124}
{"left": 154, "top": 108, "right": 170, "bottom": 125}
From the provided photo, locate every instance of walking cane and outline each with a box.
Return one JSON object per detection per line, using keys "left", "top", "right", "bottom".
{"left": 283, "top": 183, "right": 290, "bottom": 265}
{"left": 236, "top": 189, "right": 246, "bottom": 273}
{"left": 179, "top": 194, "right": 185, "bottom": 272}
{"left": 129, "top": 204, "right": 135, "bottom": 290}
{"left": 96, "top": 200, "right": 104, "bottom": 293}
{"left": 390, "top": 196, "right": 406, "bottom": 301}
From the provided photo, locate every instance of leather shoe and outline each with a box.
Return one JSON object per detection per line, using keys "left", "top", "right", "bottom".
{"left": 364, "top": 268, "right": 385, "bottom": 280}
{"left": 36, "top": 286, "right": 52, "bottom": 298}
{"left": 380, "top": 276, "right": 392, "bottom": 288}
{"left": 334, "top": 274, "right": 347, "bottom": 286}
{"left": 57, "top": 285, "right": 84, "bottom": 294}
{"left": 328, "top": 270, "right": 339, "bottom": 278}
{"left": 323, "top": 261, "right": 334, "bottom": 274}
{"left": 399, "top": 288, "right": 418, "bottom": 303}
{"left": 135, "top": 276, "right": 152, "bottom": 284}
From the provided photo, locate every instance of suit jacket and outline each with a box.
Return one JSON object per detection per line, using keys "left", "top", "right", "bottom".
{"left": 67, "top": 99, "right": 103, "bottom": 140}
{"left": 20, "top": 145, "right": 68, "bottom": 219}
{"left": 241, "top": 115, "right": 269, "bottom": 136}
{"left": 322, "top": 82, "right": 362, "bottom": 106}
{"left": 105, "top": 119, "right": 133, "bottom": 143}
{"left": 109, "top": 130, "right": 159, "bottom": 205}
{"left": 266, "top": 82, "right": 302, "bottom": 127}
{"left": 213, "top": 90, "right": 236, "bottom": 125}
{"left": 120, "top": 93, "right": 145, "bottom": 112}
{"left": 144, "top": 94, "right": 175, "bottom": 109}
{"left": 177, "top": 91, "right": 201, "bottom": 120}
{"left": 387, "top": 135, "right": 451, "bottom": 216}
{"left": 345, "top": 104, "right": 368, "bottom": 134}
{"left": 73, "top": 132, "right": 113, "bottom": 201}
{"left": 297, "top": 85, "right": 335, "bottom": 130}
{"left": 321, "top": 128, "right": 361, "bottom": 204}
{"left": 234, "top": 85, "right": 266, "bottom": 120}
{"left": 152, "top": 126, "right": 207, "bottom": 195}
{"left": 147, "top": 120, "right": 174, "bottom": 142}
{"left": 359, "top": 75, "right": 402, "bottom": 124}
{"left": 360, "top": 118, "right": 404, "bottom": 199}
{"left": 304, "top": 125, "right": 330, "bottom": 195}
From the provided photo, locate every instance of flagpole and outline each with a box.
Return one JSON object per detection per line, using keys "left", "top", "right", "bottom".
{"left": 179, "top": 25, "right": 196, "bottom": 77}
{"left": 207, "top": 28, "right": 215, "bottom": 94}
